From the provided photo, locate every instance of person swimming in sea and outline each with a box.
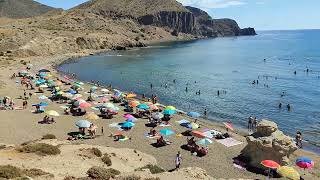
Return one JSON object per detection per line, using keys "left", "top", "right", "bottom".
{"left": 287, "top": 104, "right": 291, "bottom": 111}
{"left": 217, "top": 90, "right": 220, "bottom": 96}
{"left": 185, "top": 87, "right": 188, "bottom": 92}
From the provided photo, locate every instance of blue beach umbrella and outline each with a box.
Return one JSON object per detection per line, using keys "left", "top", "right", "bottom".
{"left": 126, "top": 117, "right": 137, "bottom": 122}
{"left": 163, "top": 109, "right": 176, "bottom": 115}
{"left": 121, "top": 121, "right": 135, "bottom": 128}
{"left": 197, "top": 138, "right": 213, "bottom": 146}
{"left": 137, "top": 104, "right": 149, "bottom": 110}
{"left": 68, "top": 89, "right": 77, "bottom": 94}
{"left": 187, "top": 112, "right": 201, "bottom": 118}
{"left": 75, "top": 120, "right": 91, "bottom": 128}
{"left": 159, "top": 129, "right": 175, "bottom": 136}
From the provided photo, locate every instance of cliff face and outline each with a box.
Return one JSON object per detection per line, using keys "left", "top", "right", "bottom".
{"left": 139, "top": 11, "right": 195, "bottom": 34}
{"left": 185, "top": 6, "right": 256, "bottom": 37}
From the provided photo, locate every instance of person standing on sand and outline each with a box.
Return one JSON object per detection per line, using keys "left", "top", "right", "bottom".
{"left": 295, "top": 131, "right": 302, "bottom": 148}
{"left": 253, "top": 117, "right": 257, "bottom": 130}
{"left": 248, "top": 116, "right": 253, "bottom": 131}
{"left": 175, "top": 151, "right": 182, "bottom": 169}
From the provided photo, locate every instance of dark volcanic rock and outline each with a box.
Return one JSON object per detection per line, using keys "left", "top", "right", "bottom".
{"left": 240, "top": 28, "right": 257, "bottom": 36}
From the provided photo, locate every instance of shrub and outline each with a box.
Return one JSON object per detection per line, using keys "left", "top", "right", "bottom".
{"left": 22, "top": 168, "right": 51, "bottom": 177}
{"left": 0, "top": 165, "right": 22, "bottom": 179}
{"left": 121, "top": 175, "right": 141, "bottom": 180}
{"left": 135, "top": 164, "right": 165, "bottom": 174}
{"left": 86, "top": 166, "right": 120, "bottom": 180}
{"left": 42, "top": 134, "right": 56, "bottom": 140}
{"left": 101, "top": 153, "right": 112, "bottom": 166}
{"left": 144, "top": 178, "right": 160, "bottom": 180}
{"left": 90, "top": 148, "right": 102, "bottom": 157}
{"left": 18, "top": 143, "right": 61, "bottom": 155}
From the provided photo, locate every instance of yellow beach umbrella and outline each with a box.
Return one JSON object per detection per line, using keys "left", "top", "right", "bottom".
{"left": 126, "top": 93, "right": 137, "bottom": 98}
{"left": 277, "top": 166, "right": 300, "bottom": 180}
{"left": 85, "top": 113, "right": 99, "bottom": 120}
{"left": 165, "top": 106, "right": 176, "bottom": 110}
{"left": 46, "top": 110, "right": 60, "bottom": 117}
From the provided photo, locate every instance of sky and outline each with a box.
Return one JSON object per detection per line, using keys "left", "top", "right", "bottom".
{"left": 36, "top": 0, "right": 320, "bottom": 30}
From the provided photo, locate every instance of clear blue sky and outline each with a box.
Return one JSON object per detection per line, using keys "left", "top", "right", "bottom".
{"left": 36, "top": 0, "right": 320, "bottom": 30}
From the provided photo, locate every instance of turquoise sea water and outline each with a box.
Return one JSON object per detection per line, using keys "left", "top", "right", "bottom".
{"left": 58, "top": 30, "right": 320, "bottom": 153}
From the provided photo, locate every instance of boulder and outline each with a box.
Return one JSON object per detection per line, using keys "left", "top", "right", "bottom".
{"left": 241, "top": 119, "right": 297, "bottom": 169}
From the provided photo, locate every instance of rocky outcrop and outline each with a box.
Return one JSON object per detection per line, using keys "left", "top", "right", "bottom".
{"left": 139, "top": 11, "right": 195, "bottom": 34}
{"left": 241, "top": 119, "right": 297, "bottom": 169}
{"left": 185, "top": 6, "right": 256, "bottom": 37}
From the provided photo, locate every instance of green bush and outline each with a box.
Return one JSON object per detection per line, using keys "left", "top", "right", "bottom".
{"left": 18, "top": 143, "right": 61, "bottom": 155}
{"left": 135, "top": 164, "right": 165, "bottom": 174}
{"left": 0, "top": 165, "right": 22, "bottom": 179}
{"left": 101, "top": 153, "right": 112, "bottom": 166}
{"left": 90, "top": 148, "right": 102, "bottom": 157}
{"left": 86, "top": 166, "right": 120, "bottom": 180}
{"left": 121, "top": 175, "right": 141, "bottom": 180}
{"left": 42, "top": 134, "right": 57, "bottom": 140}
{"left": 22, "top": 168, "right": 51, "bottom": 177}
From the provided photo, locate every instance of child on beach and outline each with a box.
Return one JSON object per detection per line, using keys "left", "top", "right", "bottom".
{"left": 175, "top": 151, "right": 182, "bottom": 169}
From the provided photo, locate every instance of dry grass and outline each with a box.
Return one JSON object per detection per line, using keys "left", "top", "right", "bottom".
{"left": 135, "top": 164, "right": 165, "bottom": 174}
{"left": 41, "top": 134, "right": 57, "bottom": 140}
{"left": 101, "top": 153, "right": 112, "bottom": 166}
{"left": 87, "top": 166, "right": 120, "bottom": 179}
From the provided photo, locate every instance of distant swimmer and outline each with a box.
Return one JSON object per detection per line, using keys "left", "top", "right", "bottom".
{"left": 217, "top": 90, "right": 220, "bottom": 96}
{"left": 287, "top": 104, "right": 291, "bottom": 111}
{"left": 256, "top": 80, "right": 259, "bottom": 84}
{"left": 263, "top": 59, "right": 266, "bottom": 62}
{"left": 185, "top": 87, "right": 188, "bottom": 92}
{"left": 150, "top": 83, "right": 153, "bottom": 89}
{"left": 294, "top": 71, "right": 297, "bottom": 75}
{"left": 252, "top": 80, "right": 256, "bottom": 85}
{"left": 306, "top": 68, "right": 309, "bottom": 73}
{"left": 173, "top": 79, "right": 176, "bottom": 84}
{"left": 279, "top": 103, "right": 282, "bottom": 109}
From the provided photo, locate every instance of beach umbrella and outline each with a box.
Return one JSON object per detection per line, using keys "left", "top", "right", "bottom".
{"left": 121, "top": 121, "right": 135, "bottom": 128}
{"left": 187, "top": 122, "right": 199, "bottom": 130}
{"left": 38, "top": 69, "right": 50, "bottom": 73}
{"left": 197, "top": 138, "right": 213, "bottom": 146}
{"left": 191, "top": 130, "right": 206, "bottom": 138}
{"left": 124, "top": 114, "right": 134, "bottom": 119}
{"left": 103, "top": 103, "right": 114, "bottom": 109}
{"left": 46, "top": 110, "right": 60, "bottom": 117}
{"left": 296, "top": 157, "right": 314, "bottom": 169}
{"left": 85, "top": 113, "right": 99, "bottom": 120}
{"left": 126, "top": 93, "right": 137, "bottom": 98}
{"left": 68, "top": 89, "right": 77, "bottom": 94}
{"left": 38, "top": 95, "right": 48, "bottom": 100}
{"left": 108, "top": 106, "right": 119, "bottom": 112}
{"left": 137, "top": 104, "right": 149, "bottom": 110}
{"left": 149, "top": 104, "right": 159, "bottom": 111}
{"left": 39, "top": 102, "right": 49, "bottom": 106}
{"left": 73, "top": 94, "right": 82, "bottom": 99}
{"left": 54, "top": 80, "right": 62, "bottom": 86}
{"left": 91, "top": 86, "right": 98, "bottom": 90}
{"left": 99, "top": 97, "right": 109, "bottom": 103}
{"left": 152, "top": 112, "right": 164, "bottom": 119}
{"left": 187, "top": 112, "right": 201, "bottom": 118}
{"left": 165, "top": 106, "right": 176, "bottom": 111}
{"left": 55, "top": 91, "right": 63, "bottom": 96}
{"left": 223, "top": 122, "right": 234, "bottom": 131}
{"left": 277, "top": 166, "right": 300, "bottom": 180}
{"left": 129, "top": 100, "right": 140, "bottom": 107}
{"left": 159, "top": 129, "right": 175, "bottom": 136}
{"left": 261, "top": 160, "right": 280, "bottom": 169}
{"left": 75, "top": 120, "right": 91, "bottom": 128}
{"left": 261, "top": 160, "right": 280, "bottom": 179}
{"left": 163, "top": 109, "right": 176, "bottom": 115}
{"left": 79, "top": 102, "right": 92, "bottom": 108}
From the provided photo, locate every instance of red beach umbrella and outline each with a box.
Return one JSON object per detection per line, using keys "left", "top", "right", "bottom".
{"left": 223, "top": 122, "right": 234, "bottom": 131}
{"left": 261, "top": 160, "right": 280, "bottom": 169}
{"left": 191, "top": 130, "right": 206, "bottom": 138}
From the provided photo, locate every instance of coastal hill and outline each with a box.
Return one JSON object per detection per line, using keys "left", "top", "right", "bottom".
{"left": 0, "top": 0, "right": 256, "bottom": 60}
{"left": 0, "top": 0, "right": 59, "bottom": 18}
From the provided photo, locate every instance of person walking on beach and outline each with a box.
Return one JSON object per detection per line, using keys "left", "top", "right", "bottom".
{"left": 175, "top": 151, "right": 182, "bottom": 169}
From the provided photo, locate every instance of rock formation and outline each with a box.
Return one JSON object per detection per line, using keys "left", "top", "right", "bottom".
{"left": 241, "top": 119, "right": 297, "bottom": 168}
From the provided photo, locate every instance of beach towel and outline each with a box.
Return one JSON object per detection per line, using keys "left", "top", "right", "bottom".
{"left": 176, "top": 119, "right": 190, "bottom": 124}
{"left": 13, "top": 106, "right": 23, "bottom": 110}
{"left": 119, "top": 137, "right": 129, "bottom": 142}
{"left": 216, "top": 138, "right": 243, "bottom": 147}
{"left": 109, "top": 123, "right": 121, "bottom": 128}
{"left": 203, "top": 130, "right": 222, "bottom": 138}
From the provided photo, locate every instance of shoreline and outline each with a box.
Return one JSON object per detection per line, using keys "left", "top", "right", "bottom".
{"left": 54, "top": 45, "right": 320, "bottom": 155}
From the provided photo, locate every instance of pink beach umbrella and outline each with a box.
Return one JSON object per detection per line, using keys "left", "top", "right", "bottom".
{"left": 124, "top": 114, "right": 134, "bottom": 119}
{"left": 296, "top": 157, "right": 314, "bottom": 175}
{"left": 79, "top": 102, "right": 92, "bottom": 108}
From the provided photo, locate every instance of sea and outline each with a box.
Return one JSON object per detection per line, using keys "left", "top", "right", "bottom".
{"left": 58, "top": 30, "right": 320, "bottom": 153}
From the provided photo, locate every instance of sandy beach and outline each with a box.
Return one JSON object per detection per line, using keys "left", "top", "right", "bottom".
{"left": 0, "top": 51, "right": 319, "bottom": 180}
